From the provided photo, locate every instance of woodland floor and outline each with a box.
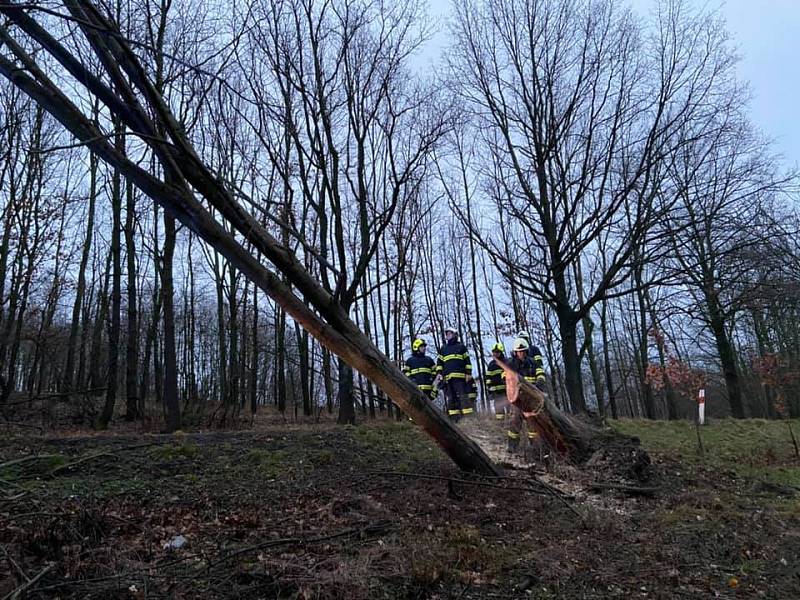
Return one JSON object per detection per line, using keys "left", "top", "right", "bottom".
{"left": 1, "top": 411, "right": 799, "bottom": 599}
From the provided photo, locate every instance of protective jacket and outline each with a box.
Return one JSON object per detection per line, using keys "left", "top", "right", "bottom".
{"left": 507, "top": 353, "right": 544, "bottom": 451}
{"left": 402, "top": 353, "right": 437, "bottom": 398}
{"left": 485, "top": 359, "right": 507, "bottom": 394}
{"left": 529, "top": 345, "right": 546, "bottom": 384}
{"left": 436, "top": 338, "right": 472, "bottom": 381}
{"left": 509, "top": 355, "right": 539, "bottom": 384}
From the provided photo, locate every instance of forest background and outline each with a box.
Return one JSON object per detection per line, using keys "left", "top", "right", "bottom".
{"left": 2, "top": 0, "right": 800, "bottom": 432}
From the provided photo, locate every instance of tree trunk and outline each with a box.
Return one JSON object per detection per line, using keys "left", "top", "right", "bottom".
{"left": 214, "top": 251, "right": 228, "bottom": 408}
{"left": 64, "top": 150, "right": 97, "bottom": 393}
{"left": 636, "top": 287, "right": 656, "bottom": 420}
{"left": 558, "top": 314, "right": 586, "bottom": 413}
{"left": 30, "top": 199, "right": 66, "bottom": 397}
{"left": 643, "top": 289, "right": 678, "bottom": 420}
{"left": 600, "top": 298, "right": 618, "bottom": 419}
{"left": 275, "top": 307, "right": 286, "bottom": 413}
{"left": 462, "top": 156, "right": 486, "bottom": 411}
{"left": 139, "top": 280, "right": 161, "bottom": 413}
{"left": 336, "top": 358, "right": 355, "bottom": 425}
{"left": 124, "top": 178, "right": 139, "bottom": 420}
{"left": 98, "top": 126, "right": 123, "bottom": 429}
{"left": 227, "top": 263, "right": 240, "bottom": 417}
{"left": 185, "top": 234, "right": 198, "bottom": 407}
{"left": 322, "top": 347, "right": 333, "bottom": 414}
{"left": 88, "top": 244, "right": 112, "bottom": 393}
{"left": 250, "top": 285, "right": 258, "bottom": 415}
{"left": 751, "top": 308, "right": 777, "bottom": 419}
{"left": 161, "top": 211, "right": 180, "bottom": 431}
{"left": 581, "top": 316, "right": 604, "bottom": 412}
{"left": 709, "top": 307, "right": 745, "bottom": 418}
{"left": 294, "top": 321, "right": 311, "bottom": 416}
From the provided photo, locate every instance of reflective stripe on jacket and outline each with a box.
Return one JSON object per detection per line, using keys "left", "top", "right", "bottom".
{"left": 484, "top": 358, "right": 506, "bottom": 393}
{"left": 509, "top": 355, "right": 538, "bottom": 383}
{"left": 436, "top": 339, "right": 472, "bottom": 381}
{"left": 402, "top": 353, "right": 436, "bottom": 391}
{"left": 530, "top": 345, "right": 546, "bottom": 383}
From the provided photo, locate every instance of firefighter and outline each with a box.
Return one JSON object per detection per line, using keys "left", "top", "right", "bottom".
{"left": 506, "top": 337, "right": 541, "bottom": 453}
{"left": 516, "top": 329, "right": 546, "bottom": 389}
{"left": 435, "top": 325, "right": 473, "bottom": 421}
{"left": 402, "top": 338, "right": 437, "bottom": 402}
{"left": 485, "top": 342, "right": 507, "bottom": 420}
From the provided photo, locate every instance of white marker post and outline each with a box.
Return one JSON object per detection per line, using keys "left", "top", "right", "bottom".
{"left": 698, "top": 388, "right": 706, "bottom": 425}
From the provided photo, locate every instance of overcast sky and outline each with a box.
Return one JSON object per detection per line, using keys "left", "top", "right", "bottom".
{"left": 424, "top": 0, "right": 800, "bottom": 168}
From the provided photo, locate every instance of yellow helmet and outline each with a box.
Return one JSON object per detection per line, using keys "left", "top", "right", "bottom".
{"left": 412, "top": 338, "right": 426, "bottom": 352}
{"left": 491, "top": 342, "right": 505, "bottom": 353}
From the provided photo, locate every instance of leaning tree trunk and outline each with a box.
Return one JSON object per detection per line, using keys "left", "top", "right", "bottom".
{"left": 0, "top": 5, "right": 499, "bottom": 476}
{"left": 500, "top": 359, "right": 652, "bottom": 480}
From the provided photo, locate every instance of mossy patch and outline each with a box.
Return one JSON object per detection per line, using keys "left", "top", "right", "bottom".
{"left": 244, "top": 448, "right": 290, "bottom": 478}
{"left": 616, "top": 418, "right": 800, "bottom": 526}
{"left": 308, "top": 449, "right": 335, "bottom": 466}
{"left": 352, "top": 423, "right": 439, "bottom": 464}
{"left": 402, "top": 523, "right": 520, "bottom": 588}
{"left": 0, "top": 453, "right": 67, "bottom": 481}
{"left": 771, "top": 497, "right": 800, "bottom": 519}
{"left": 149, "top": 441, "right": 200, "bottom": 461}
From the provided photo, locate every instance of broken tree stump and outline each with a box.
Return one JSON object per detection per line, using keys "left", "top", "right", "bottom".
{"left": 500, "top": 361, "right": 652, "bottom": 481}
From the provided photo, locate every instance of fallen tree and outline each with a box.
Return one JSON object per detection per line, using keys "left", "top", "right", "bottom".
{"left": 0, "top": 0, "right": 500, "bottom": 475}
{"left": 501, "top": 361, "right": 652, "bottom": 481}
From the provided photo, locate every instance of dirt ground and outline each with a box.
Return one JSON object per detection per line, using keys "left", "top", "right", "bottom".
{"left": 1, "top": 415, "right": 798, "bottom": 599}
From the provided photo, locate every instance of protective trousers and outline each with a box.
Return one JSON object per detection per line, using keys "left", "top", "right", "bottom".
{"left": 445, "top": 379, "right": 469, "bottom": 421}
{"left": 492, "top": 392, "right": 508, "bottom": 420}
{"left": 507, "top": 404, "right": 540, "bottom": 453}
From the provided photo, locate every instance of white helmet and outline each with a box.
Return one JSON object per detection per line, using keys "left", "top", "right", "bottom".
{"left": 512, "top": 337, "right": 529, "bottom": 352}
{"left": 516, "top": 330, "right": 530, "bottom": 341}
{"left": 444, "top": 325, "right": 458, "bottom": 334}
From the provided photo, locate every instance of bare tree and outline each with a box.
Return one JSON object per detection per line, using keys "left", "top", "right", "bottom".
{"left": 661, "top": 116, "right": 792, "bottom": 418}
{"left": 448, "top": 0, "right": 741, "bottom": 411}
{"left": 240, "top": 0, "right": 447, "bottom": 423}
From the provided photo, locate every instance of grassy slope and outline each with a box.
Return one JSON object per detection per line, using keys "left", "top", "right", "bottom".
{"left": 612, "top": 418, "right": 800, "bottom": 488}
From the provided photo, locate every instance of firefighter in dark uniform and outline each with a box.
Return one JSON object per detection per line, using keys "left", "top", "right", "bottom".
{"left": 485, "top": 342, "right": 507, "bottom": 420}
{"left": 506, "top": 337, "right": 544, "bottom": 452}
{"left": 402, "top": 338, "right": 437, "bottom": 401}
{"left": 516, "top": 330, "right": 547, "bottom": 387}
{"left": 435, "top": 325, "right": 473, "bottom": 421}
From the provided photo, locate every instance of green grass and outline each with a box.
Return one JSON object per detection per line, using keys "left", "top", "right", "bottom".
{"left": 612, "top": 418, "right": 800, "bottom": 488}
{"left": 0, "top": 453, "right": 67, "bottom": 482}
{"left": 149, "top": 441, "right": 200, "bottom": 461}
{"left": 355, "top": 422, "right": 438, "bottom": 451}
{"left": 244, "top": 448, "right": 290, "bottom": 478}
